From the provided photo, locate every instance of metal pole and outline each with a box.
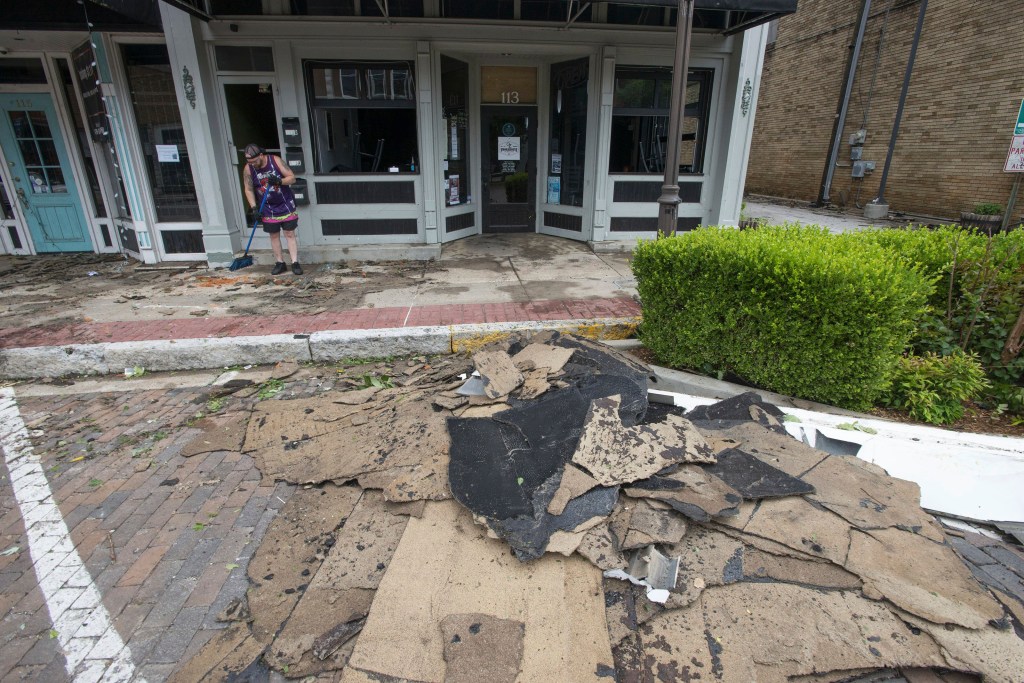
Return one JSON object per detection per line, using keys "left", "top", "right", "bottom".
{"left": 657, "top": 0, "right": 694, "bottom": 236}
{"left": 873, "top": 0, "right": 927, "bottom": 206}
{"left": 815, "top": 0, "right": 871, "bottom": 206}
{"left": 1002, "top": 174, "right": 1022, "bottom": 232}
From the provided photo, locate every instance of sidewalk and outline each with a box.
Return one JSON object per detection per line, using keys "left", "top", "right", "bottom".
{"left": 0, "top": 200, "right": 929, "bottom": 378}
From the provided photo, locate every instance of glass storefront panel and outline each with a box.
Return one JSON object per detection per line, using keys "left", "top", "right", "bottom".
{"left": 548, "top": 57, "right": 589, "bottom": 207}
{"left": 441, "top": 56, "right": 471, "bottom": 207}
{"left": 121, "top": 43, "right": 201, "bottom": 222}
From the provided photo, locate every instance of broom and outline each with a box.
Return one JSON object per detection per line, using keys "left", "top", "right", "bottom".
{"left": 229, "top": 191, "right": 269, "bottom": 271}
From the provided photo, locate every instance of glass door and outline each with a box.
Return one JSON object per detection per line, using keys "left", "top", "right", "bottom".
{"left": 480, "top": 106, "right": 537, "bottom": 233}
{"left": 0, "top": 93, "right": 93, "bottom": 252}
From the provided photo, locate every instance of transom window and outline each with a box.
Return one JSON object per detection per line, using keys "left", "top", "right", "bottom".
{"left": 304, "top": 60, "right": 419, "bottom": 174}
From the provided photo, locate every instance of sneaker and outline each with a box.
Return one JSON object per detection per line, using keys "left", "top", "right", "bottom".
{"left": 271, "top": 261, "right": 286, "bottom": 275}
{"left": 291, "top": 262, "right": 303, "bottom": 275}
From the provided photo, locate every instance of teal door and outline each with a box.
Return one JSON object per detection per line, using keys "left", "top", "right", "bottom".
{"left": 0, "top": 93, "right": 92, "bottom": 252}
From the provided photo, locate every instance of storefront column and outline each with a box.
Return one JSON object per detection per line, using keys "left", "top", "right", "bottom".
{"left": 158, "top": 2, "right": 237, "bottom": 266}
{"left": 417, "top": 42, "right": 439, "bottom": 244}
{"left": 712, "top": 25, "right": 769, "bottom": 227}
{"left": 93, "top": 33, "right": 156, "bottom": 263}
{"left": 591, "top": 47, "right": 616, "bottom": 242}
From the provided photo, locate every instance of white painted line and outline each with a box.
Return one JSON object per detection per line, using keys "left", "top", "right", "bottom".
{"left": 0, "top": 388, "right": 145, "bottom": 682}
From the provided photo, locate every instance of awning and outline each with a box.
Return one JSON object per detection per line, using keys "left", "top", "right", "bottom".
{"left": 593, "top": 0, "right": 798, "bottom": 33}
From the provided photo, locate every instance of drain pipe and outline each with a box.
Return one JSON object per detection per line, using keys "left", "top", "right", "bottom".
{"left": 815, "top": 0, "right": 872, "bottom": 207}
{"left": 866, "top": 0, "right": 928, "bottom": 219}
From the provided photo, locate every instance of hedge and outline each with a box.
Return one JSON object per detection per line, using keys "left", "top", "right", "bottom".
{"left": 853, "top": 225, "right": 1024, "bottom": 412}
{"left": 632, "top": 225, "right": 931, "bottom": 410}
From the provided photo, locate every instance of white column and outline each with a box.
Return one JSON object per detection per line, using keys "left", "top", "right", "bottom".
{"left": 713, "top": 24, "right": 769, "bottom": 227}
{"left": 418, "top": 42, "right": 439, "bottom": 244}
{"left": 159, "top": 2, "right": 238, "bottom": 266}
{"left": 591, "top": 46, "right": 616, "bottom": 243}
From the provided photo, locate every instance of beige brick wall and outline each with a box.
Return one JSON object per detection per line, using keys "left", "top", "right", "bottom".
{"left": 747, "top": 0, "right": 1024, "bottom": 221}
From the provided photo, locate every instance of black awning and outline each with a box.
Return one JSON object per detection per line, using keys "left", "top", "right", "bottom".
{"left": 594, "top": 0, "right": 798, "bottom": 33}
{"left": 0, "top": 0, "right": 159, "bottom": 32}
{"left": 613, "top": 0, "right": 796, "bottom": 9}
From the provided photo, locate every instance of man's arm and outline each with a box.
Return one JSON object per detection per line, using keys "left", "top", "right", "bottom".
{"left": 242, "top": 168, "right": 256, "bottom": 208}
{"left": 274, "top": 155, "right": 296, "bottom": 186}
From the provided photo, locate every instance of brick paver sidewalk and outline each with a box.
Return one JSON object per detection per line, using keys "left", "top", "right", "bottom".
{"left": 0, "top": 297, "right": 642, "bottom": 349}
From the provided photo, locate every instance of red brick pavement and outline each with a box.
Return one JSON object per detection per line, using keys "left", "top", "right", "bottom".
{"left": 0, "top": 374, "right": 329, "bottom": 681}
{"left": 0, "top": 297, "right": 641, "bottom": 350}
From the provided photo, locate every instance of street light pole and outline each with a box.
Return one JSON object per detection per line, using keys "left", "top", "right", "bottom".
{"left": 657, "top": 0, "right": 694, "bottom": 236}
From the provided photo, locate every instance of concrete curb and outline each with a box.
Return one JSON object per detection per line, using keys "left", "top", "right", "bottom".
{"left": 645, "top": 363, "right": 874, "bottom": 419}
{"left": 0, "top": 317, "right": 640, "bottom": 379}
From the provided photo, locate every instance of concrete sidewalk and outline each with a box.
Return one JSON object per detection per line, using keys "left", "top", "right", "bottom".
{"left": 0, "top": 200, "right": 914, "bottom": 379}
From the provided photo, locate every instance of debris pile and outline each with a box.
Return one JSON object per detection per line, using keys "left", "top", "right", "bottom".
{"left": 172, "top": 333, "right": 1024, "bottom": 683}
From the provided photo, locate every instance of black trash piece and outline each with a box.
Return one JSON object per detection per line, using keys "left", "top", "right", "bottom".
{"left": 686, "top": 391, "right": 784, "bottom": 421}
{"left": 686, "top": 391, "right": 788, "bottom": 434}
{"left": 702, "top": 447, "right": 815, "bottom": 500}
{"left": 489, "top": 481, "right": 620, "bottom": 562}
{"left": 448, "top": 388, "right": 589, "bottom": 520}
{"left": 814, "top": 429, "right": 863, "bottom": 457}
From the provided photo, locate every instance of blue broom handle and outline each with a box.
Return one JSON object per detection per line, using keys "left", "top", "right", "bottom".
{"left": 243, "top": 190, "right": 270, "bottom": 256}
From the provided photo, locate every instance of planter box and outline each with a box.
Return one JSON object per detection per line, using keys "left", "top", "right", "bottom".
{"left": 960, "top": 212, "right": 1003, "bottom": 235}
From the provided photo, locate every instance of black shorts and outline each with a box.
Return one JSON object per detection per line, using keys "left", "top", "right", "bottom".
{"left": 262, "top": 218, "right": 298, "bottom": 234}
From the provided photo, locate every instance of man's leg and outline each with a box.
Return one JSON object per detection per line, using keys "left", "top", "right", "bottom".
{"left": 283, "top": 230, "right": 299, "bottom": 264}
{"left": 269, "top": 231, "right": 284, "bottom": 263}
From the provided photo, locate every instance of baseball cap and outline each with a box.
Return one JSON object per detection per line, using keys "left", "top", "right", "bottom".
{"left": 243, "top": 143, "right": 265, "bottom": 160}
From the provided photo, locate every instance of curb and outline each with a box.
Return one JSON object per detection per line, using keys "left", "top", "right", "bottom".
{"left": 0, "top": 317, "right": 640, "bottom": 379}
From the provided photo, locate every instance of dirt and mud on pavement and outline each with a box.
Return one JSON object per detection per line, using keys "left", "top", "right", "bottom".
{"left": 0, "top": 253, "right": 436, "bottom": 329}
{"left": 2, "top": 334, "right": 1024, "bottom": 682}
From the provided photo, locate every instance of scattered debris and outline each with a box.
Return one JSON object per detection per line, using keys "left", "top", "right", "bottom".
{"left": 166, "top": 333, "right": 1024, "bottom": 682}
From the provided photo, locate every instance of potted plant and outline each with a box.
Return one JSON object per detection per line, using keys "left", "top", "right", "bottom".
{"left": 960, "top": 202, "right": 1004, "bottom": 235}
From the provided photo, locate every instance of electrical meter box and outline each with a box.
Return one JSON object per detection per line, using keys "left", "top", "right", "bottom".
{"left": 850, "top": 146, "right": 863, "bottom": 161}
{"left": 290, "top": 177, "right": 309, "bottom": 205}
{"left": 848, "top": 129, "right": 867, "bottom": 146}
{"left": 281, "top": 117, "right": 301, "bottom": 145}
{"left": 851, "top": 160, "right": 876, "bottom": 178}
{"left": 285, "top": 147, "right": 305, "bottom": 173}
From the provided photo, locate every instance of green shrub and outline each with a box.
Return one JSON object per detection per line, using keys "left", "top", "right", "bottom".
{"left": 632, "top": 225, "right": 931, "bottom": 410}
{"left": 855, "top": 226, "right": 1024, "bottom": 414}
{"left": 972, "top": 202, "right": 1003, "bottom": 216}
{"left": 882, "top": 351, "right": 989, "bottom": 425}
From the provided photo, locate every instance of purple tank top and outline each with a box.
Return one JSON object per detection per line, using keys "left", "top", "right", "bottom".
{"left": 249, "top": 156, "right": 297, "bottom": 223}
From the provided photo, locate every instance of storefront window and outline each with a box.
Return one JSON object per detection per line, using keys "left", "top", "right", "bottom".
{"left": 304, "top": 60, "right": 418, "bottom": 174}
{"left": 548, "top": 58, "right": 588, "bottom": 207}
{"left": 441, "top": 56, "right": 470, "bottom": 206}
{"left": 609, "top": 67, "right": 713, "bottom": 175}
{"left": 121, "top": 43, "right": 201, "bottom": 222}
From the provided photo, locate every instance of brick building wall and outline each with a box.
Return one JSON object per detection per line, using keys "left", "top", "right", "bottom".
{"left": 746, "top": 0, "right": 1024, "bottom": 221}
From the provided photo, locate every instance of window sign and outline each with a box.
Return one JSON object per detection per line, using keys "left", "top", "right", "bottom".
{"left": 551, "top": 153, "right": 562, "bottom": 175}
{"left": 498, "top": 136, "right": 521, "bottom": 161}
{"left": 547, "top": 176, "right": 560, "bottom": 204}
{"left": 156, "top": 145, "right": 180, "bottom": 162}
{"left": 71, "top": 41, "right": 110, "bottom": 142}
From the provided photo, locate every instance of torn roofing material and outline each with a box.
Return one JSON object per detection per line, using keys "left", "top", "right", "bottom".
{"left": 172, "top": 338, "right": 1024, "bottom": 682}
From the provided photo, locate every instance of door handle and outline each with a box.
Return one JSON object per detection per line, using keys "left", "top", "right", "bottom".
{"left": 15, "top": 187, "right": 28, "bottom": 209}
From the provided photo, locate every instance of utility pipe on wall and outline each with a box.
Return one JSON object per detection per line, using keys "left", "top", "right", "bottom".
{"left": 815, "top": 0, "right": 872, "bottom": 207}
{"left": 871, "top": 0, "right": 928, "bottom": 206}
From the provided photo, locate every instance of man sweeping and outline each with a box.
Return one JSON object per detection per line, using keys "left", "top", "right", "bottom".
{"left": 242, "top": 143, "right": 302, "bottom": 275}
